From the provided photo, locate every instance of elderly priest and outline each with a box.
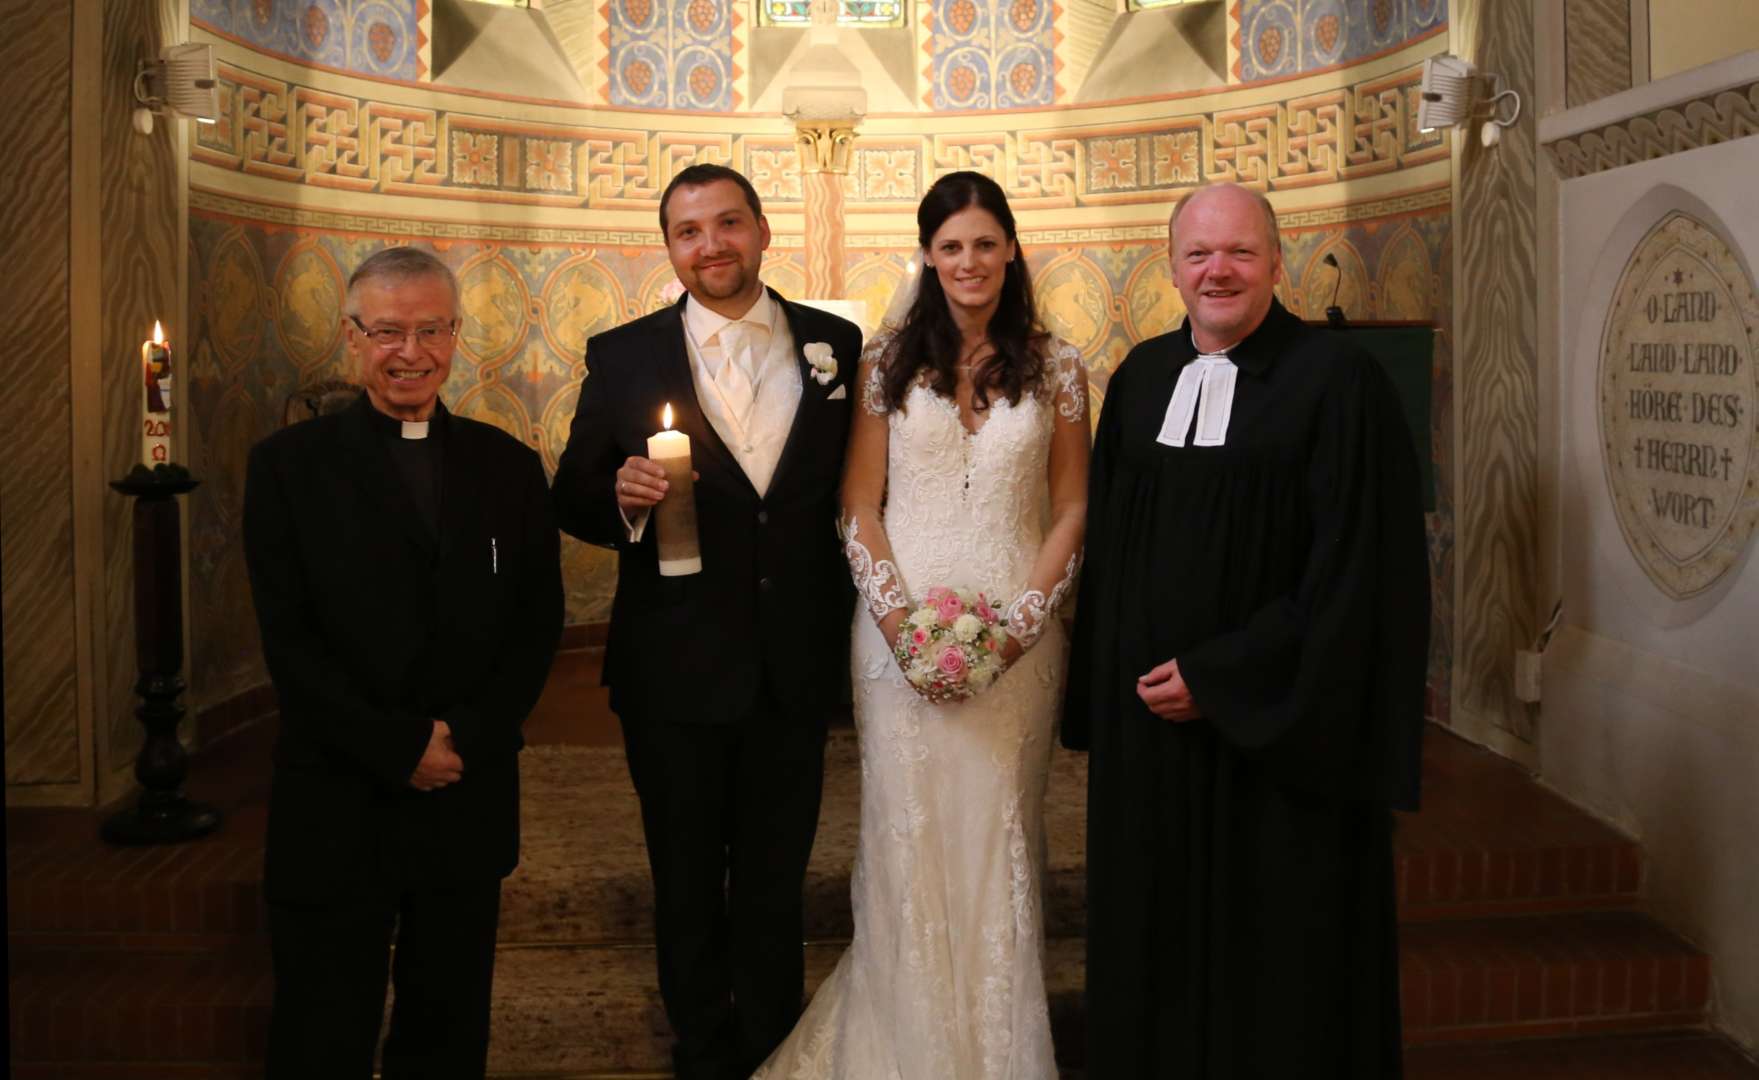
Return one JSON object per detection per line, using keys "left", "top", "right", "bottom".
{"left": 244, "top": 246, "right": 564, "bottom": 1079}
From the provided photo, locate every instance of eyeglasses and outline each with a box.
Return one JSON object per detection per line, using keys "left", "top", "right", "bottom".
{"left": 349, "top": 316, "right": 458, "bottom": 349}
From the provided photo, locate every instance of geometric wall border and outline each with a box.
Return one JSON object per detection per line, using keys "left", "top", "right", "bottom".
{"left": 193, "top": 56, "right": 1447, "bottom": 212}
{"left": 1546, "top": 80, "right": 1759, "bottom": 179}
{"left": 191, "top": 181, "right": 1449, "bottom": 246}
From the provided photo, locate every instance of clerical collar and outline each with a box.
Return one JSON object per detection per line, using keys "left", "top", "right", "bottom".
{"left": 361, "top": 395, "right": 445, "bottom": 441}
{"left": 1159, "top": 350, "right": 1239, "bottom": 448}
{"left": 1160, "top": 303, "right": 1305, "bottom": 449}
{"left": 1175, "top": 297, "right": 1299, "bottom": 377}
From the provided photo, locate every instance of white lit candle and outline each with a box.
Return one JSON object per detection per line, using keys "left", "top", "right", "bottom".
{"left": 648, "top": 404, "right": 701, "bottom": 576}
{"left": 141, "top": 321, "right": 172, "bottom": 467}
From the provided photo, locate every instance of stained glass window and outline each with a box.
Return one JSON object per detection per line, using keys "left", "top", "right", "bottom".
{"left": 759, "top": 0, "right": 906, "bottom": 28}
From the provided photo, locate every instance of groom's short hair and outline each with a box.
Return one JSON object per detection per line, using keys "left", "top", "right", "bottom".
{"left": 659, "top": 163, "right": 764, "bottom": 235}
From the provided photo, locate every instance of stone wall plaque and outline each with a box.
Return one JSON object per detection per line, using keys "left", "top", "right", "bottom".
{"left": 1599, "top": 211, "right": 1759, "bottom": 599}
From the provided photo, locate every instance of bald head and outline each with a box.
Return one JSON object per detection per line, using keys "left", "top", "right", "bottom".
{"left": 1166, "top": 182, "right": 1284, "bottom": 352}
{"left": 1168, "top": 183, "right": 1281, "bottom": 254}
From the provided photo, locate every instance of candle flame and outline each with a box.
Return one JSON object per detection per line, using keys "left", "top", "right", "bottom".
{"left": 663, "top": 403, "right": 674, "bottom": 430}
{"left": 151, "top": 321, "right": 166, "bottom": 345}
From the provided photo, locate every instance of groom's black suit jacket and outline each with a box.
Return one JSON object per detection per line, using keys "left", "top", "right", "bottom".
{"left": 244, "top": 395, "right": 564, "bottom": 905}
{"left": 554, "top": 291, "right": 861, "bottom": 722}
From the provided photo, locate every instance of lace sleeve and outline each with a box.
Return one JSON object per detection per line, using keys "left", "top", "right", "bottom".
{"left": 841, "top": 333, "right": 909, "bottom": 625}
{"left": 859, "top": 330, "right": 894, "bottom": 417}
{"left": 1047, "top": 336, "right": 1088, "bottom": 424}
{"left": 839, "top": 514, "right": 907, "bottom": 620}
{"left": 1006, "top": 338, "right": 1090, "bottom": 651}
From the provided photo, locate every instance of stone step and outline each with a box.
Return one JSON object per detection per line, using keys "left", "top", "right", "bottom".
{"left": 1401, "top": 912, "right": 1712, "bottom": 1045}
{"left": 1395, "top": 732, "right": 1643, "bottom": 923}
{"left": 500, "top": 727, "right": 1641, "bottom": 946}
{"left": 499, "top": 733, "right": 1092, "bottom": 946}
{"left": 7, "top": 727, "right": 1642, "bottom": 949}
{"left": 13, "top": 907, "right": 1714, "bottom": 1074}
{"left": 18, "top": 1032, "right": 1759, "bottom": 1080}
{"left": 481, "top": 939, "right": 1087, "bottom": 1075}
{"left": 8, "top": 946, "right": 273, "bottom": 1068}
{"left": 1404, "top": 1031, "right": 1759, "bottom": 1078}
{"left": 5, "top": 938, "right": 1082, "bottom": 1075}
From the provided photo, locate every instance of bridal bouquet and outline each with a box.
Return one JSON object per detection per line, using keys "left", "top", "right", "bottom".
{"left": 893, "top": 586, "right": 1010, "bottom": 703}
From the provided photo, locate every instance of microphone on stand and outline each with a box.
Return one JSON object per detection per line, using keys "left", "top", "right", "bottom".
{"left": 1323, "top": 252, "right": 1348, "bottom": 329}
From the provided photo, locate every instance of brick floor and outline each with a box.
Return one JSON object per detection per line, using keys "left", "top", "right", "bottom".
{"left": 8, "top": 651, "right": 1754, "bottom": 1077}
{"left": 1406, "top": 1032, "right": 1759, "bottom": 1078}
{"left": 1401, "top": 911, "right": 1712, "bottom": 1042}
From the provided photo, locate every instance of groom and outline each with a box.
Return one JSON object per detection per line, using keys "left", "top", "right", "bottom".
{"left": 553, "top": 163, "right": 861, "bottom": 1080}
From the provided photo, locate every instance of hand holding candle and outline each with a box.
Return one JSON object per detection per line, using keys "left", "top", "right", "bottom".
{"left": 141, "top": 321, "right": 173, "bottom": 467}
{"left": 647, "top": 404, "right": 701, "bottom": 577}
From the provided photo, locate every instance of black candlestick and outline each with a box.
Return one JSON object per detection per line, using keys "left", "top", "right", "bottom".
{"left": 102, "top": 464, "right": 221, "bottom": 845}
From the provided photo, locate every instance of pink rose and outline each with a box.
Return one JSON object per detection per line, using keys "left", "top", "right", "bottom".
{"left": 936, "top": 645, "right": 967, "bottom": 678}
{"left": 911, "top": 627, "right": 930, "bottom": 646}
{"left": 936, "top": 591, "right": 965, "bottom": 623}
{"left": 976, "top": 598, "right": 996, "bottom": 623}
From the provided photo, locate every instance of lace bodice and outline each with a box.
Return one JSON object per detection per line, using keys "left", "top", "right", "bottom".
{"left": 857, "top": 332, "right": 1087, "bottom": 610}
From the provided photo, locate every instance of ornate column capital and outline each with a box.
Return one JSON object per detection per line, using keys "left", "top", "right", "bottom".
{"left": 794, "top": 119, "right": 858, "bottom": 175}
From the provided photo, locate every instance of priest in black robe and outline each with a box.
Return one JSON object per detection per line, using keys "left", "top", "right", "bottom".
{"left": 1064, "top": 182, "right": 1429, "bottom": 1077}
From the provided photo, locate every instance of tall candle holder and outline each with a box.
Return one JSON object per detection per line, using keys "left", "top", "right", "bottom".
{"left": 101, "top": 463, "right": 221, "bottom": 845}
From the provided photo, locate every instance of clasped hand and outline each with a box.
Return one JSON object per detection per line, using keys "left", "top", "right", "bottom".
{"left": 1137, "top": 658, "right": 1201, "bottom": 722}
{"left": 410, "top": 720, "right": 463, "bottom": 791}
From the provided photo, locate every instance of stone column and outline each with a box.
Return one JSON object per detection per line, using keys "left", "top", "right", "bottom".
{"left": 797, "top": 122, "right": 855, "bottom": 299}
{"left": 783, "top": 0, "right": 865, "bottom": 301}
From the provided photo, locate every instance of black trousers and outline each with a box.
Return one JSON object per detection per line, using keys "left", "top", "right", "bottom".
{"left": 265, "top": 879, "right": 503, "bottom": 1080}
{"left": 620, "top": 697, "right": 828, "bottom": 1080}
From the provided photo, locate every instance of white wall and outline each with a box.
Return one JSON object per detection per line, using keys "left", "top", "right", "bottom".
{"left": 1549, "top": 131, "right": 1759, "bottom": 1050}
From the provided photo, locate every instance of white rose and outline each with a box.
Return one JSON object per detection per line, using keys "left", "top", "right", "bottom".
{"left": 953, "top": 613, "right": 982, "bottom": 643}
{"left": 968, "top": 666, "right": 994, "bottom": 691}
{"left": 804, "top": 341, "right": 838, "bottom": 383}
{"left": 913, "top": 605, "right": 941, "bottom": 628}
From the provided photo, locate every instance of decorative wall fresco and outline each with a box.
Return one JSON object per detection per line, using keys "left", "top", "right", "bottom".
{"left": 183, "top": 5, "right": 1456, "bottom": 720}
{"left": 1546, "top": 80, "right": 1759, "bottom": 179}
{"left": 190, "top": 1, "right": 1449, "bottom": 111}
{"left": 925, "top": 0, "right": 1060, "bottom": 110}
{"left": 192, "top": 0, "right": 429, "bottom": 81}
{"left": 192, "top": 55, "right": 1447, "bottom": 212}
{"left": 186, "top": 197, "right": 1452, "bottom": 690}
{"left": 601, "top": 0, "right": 742, "bottom": 109}
{"left": 1233, "top": 0, "right": 1447, "bottom": 82}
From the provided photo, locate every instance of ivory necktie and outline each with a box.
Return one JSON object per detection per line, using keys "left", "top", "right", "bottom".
{"left": 714, "top": 322, "right": 757, "bottom": 420}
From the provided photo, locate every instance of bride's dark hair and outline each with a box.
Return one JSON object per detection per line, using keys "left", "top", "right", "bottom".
{"left": 881, "top": 171, "right": 1049, "bottom": 414}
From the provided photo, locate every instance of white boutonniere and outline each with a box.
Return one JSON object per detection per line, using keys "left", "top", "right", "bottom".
{"left": 804, "top": 342, "right": 838, "bottom": 385}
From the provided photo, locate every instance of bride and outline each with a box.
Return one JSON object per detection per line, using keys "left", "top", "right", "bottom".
{"left": 755, "top": 170, "right": 1089, "bottom": 1079}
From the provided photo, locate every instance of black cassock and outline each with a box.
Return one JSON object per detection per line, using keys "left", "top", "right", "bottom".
{"left": 1064, "top": 299, "right": 1429, "bottom": 1078}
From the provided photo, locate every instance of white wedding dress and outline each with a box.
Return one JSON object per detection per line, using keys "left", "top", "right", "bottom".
{"left": 754, "top": 331, "right": 1087, "bottom": 1080}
